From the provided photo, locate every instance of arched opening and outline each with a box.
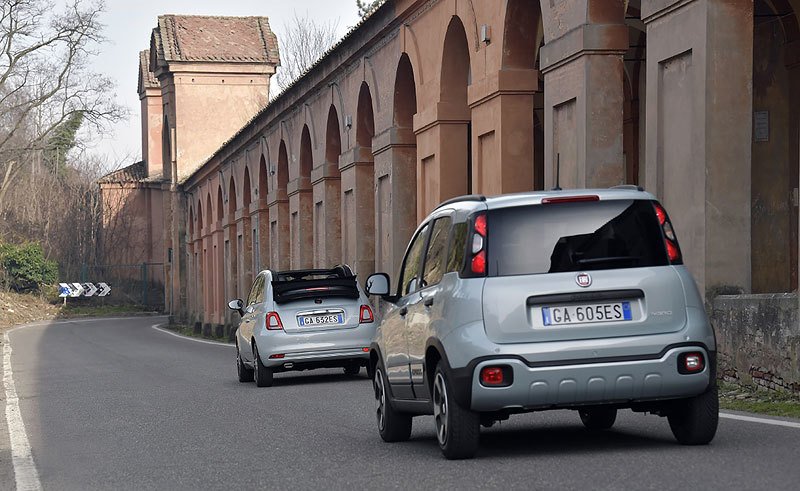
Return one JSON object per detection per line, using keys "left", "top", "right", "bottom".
{"left": 346, "top": 82, "right": 377, "bottom": 275}
{"left": 439, "top": 16, "right": 472, "bottom": 197}
{"left": 216, "top": 186, "right": 224, "bottom": 222}
{"left": 242, "top": 167, "right": 252, "bottom": 209}
{"left": 197, "top": 200, "right": 203, "bottom": 234}
{"left": 258, "top": 154, "right": 268, "bottom": 199}
{"left": 502, "top": 1, "right": 545, "bottom": 191}
{"left": 751, "top": 0, "right": 800, "bottom": 292}
{"left": 383, "top": 53, "right": 418, "bottom": 273}
{"left": 291, "top": 125, "right": 314, "bottom": 268}
{"left": 624, "top": 2, "right": 646, "bottom": 186}
{"left": 205, "top": 194, "right": 213, "bottom": 228}
{"left": 326, "top": 107, "right": 342, "bottom": 165}
{"left": 277, "top": 140, "right": 289, "bottom": 191}
{"left": 188, "top": 206, "right": 194, "bottom": 239}
{"left": 228, "top": 177, "right": 237, "bottom": 216}
{"left": 357, "top": 82, "right": 375, "bottom": 149}
{"left": 317, "top": 105, "right": 342, "bottom": 268}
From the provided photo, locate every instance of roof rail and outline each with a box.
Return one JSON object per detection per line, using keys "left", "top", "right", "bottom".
{"left": 434, "top": 194, "right": 487, "bottom": 210}
{"left": 611, "top": 184, "right": 644, "bottom": 192}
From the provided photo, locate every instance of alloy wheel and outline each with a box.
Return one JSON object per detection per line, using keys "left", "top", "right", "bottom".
{"left": 433, "top": 372, "right": 448, "bottom": 446}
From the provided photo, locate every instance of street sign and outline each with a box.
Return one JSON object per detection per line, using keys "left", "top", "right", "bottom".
{"left": 97, "top": 282, "right": 111, "bottom": 297}
{"left": 70, "top": 283, "right": 84, "bottom": 297}
{"left": 58, "top": 283, "right": 72, "bottom": 297}
{"left": 58, "top": 282, "right": 111, "bottom": 298}
{"left": 83, "top": 283, "right": 98, "bottom": 297}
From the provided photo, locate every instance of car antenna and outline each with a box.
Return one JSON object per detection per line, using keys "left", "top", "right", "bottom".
{"left": 552, "top": 153, "right": 562, "bottom": 191}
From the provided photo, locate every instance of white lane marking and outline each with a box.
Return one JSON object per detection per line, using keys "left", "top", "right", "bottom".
{"left": 150, "top": 324, "right": 234, "bottom": 347}
{"left": 3, "top": 331, "right": 43, "bottom": 491}
{"left": 12, "top": 316, "right": 168, "bottom": 329}
{"left": 720, "top": 411, "right": 800, "bottom": 429}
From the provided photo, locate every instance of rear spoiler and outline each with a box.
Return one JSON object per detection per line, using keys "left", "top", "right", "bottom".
{"left": 271, "top": 266, "right": 359, "bottom": 304}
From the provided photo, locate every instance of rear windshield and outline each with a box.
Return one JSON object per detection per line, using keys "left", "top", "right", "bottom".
{"left": 487, "top": 199, "right": 668, "bottom": 276}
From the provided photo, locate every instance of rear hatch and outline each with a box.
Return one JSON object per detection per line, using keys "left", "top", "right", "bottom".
{"left": 271, "top": 268, "right": 365, "bottom": 333}
{"left": 481, "top": 198, "right": 687, "bottom": 344}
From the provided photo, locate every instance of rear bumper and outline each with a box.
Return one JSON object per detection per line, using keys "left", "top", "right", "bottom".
{"left": 469, "top": 346, "right": 711, "bottom": 412}
{"left": 254, "top": 324, "right": 375, "bottom": 370}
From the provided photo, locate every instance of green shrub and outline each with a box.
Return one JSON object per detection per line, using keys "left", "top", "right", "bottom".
{"left": 0, "top": 242, "right": 59, "bottom": 292}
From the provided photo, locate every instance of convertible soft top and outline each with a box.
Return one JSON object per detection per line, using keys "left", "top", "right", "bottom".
{"left": 271, "top": 265, "right": 359, "bottom": 304}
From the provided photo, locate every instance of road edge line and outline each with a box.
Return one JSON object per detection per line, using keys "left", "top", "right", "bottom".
{"left": 720, "top": 411, "right": 800, "bottom": 429}
{"left": 150, "top": 324, "right": 234, "bottom": 347}
{"left": 3, "top": 330, "right": 43, "bottom": 491}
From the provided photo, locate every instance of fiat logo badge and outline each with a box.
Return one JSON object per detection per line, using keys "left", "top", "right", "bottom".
{"left": 576, "top": 272, "right": 592, "bottom": 288}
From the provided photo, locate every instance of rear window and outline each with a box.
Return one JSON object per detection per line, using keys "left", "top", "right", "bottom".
{"left": 487, "top": 199, "right": 668, "bottom": 276}
{"left": 271, "top": 267, "right": 359, "bottom": 304}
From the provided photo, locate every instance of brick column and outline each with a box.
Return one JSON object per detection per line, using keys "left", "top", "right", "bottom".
{"left": 267, "top": 189, "right": 290, "bottom": 271}
{"left": 311, "top": 163, "right": 342, "bottom": 268}
{"left": 468, "top": 68, "right": 539, "bottom": 195}
{"left": 539, "top": 21, "right": 628, "bottom": 189}
{"left": 643, "top": 0, "right": 753, "bottom": 296}
{"left": 339, "top": 146, "right": 375, "bottom": 278}
{"left": 373, "top": 127, "right": 417, "bottom": 278}
{"left": 288, "top": 177, "right": 313, "bottom": 269}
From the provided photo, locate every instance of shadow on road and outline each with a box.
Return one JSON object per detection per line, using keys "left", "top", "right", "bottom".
{"left": 404, "top": 420, "right": 676, "bottom": 459}
{"left": 269, "top": 371, "right": 371, "bottom": 387}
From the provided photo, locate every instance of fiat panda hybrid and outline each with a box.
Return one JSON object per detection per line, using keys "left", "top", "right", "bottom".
{"left": 365, "top": 187, "right": 718, "bottom": 459}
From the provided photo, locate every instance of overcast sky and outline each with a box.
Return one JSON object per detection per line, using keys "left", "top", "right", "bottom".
{"left": 91, "top": 0, "right": 360, "bottom": 167}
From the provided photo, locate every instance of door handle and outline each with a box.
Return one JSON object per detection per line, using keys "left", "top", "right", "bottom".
{"left": 399, "top": 306, "right": 408, "bottom": 316}
{"left": 423, "top": 296, "right": 434, "bottom": 307}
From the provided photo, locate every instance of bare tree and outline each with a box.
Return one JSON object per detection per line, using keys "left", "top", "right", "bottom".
{"left": 271, "top": 12, "right": 339, "bottom": 97}
{"left": 356, "top": 0, "right": 385, "bottom": 18}
{"left": 0, "top": 0, "right": 124, "bottom": 212}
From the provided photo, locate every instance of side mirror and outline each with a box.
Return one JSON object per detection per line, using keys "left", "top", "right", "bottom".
{"left": 228, "top": 299, "right": 245, "bottom": 317}
{"left": 365, "top": 273, "right": 390, "bottom": 297}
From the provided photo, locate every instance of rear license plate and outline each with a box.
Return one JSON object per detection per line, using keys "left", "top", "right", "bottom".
{"left": 298, "top": 313, "right": 344, "bottom": 327}
{"left": 542, "top": 302, "right": 632, "bottom": 326}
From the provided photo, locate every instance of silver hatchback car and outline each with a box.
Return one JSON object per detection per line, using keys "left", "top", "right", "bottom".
{"left": 365, "top": 187, "right": 718, "bottom": 459}
{"left": 229, "top": 265, "right": 377, "bottom": 387}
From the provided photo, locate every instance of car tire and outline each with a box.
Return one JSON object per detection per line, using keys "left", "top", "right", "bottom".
{"left": 237, "top": 345, "right": 254, "bottom": 383}
{"left": 668, "top": 383, "right": 719, "bottom": 445}
{"left": 373, "top": 358, "right": 412, "bottom": 442}
{"left": 433, "top": 363, "right": 480, "bottom": 460}
{"left": 343, "top": 364, "right": 361, "bottom": 376}
{"left": 578, "top": 407, "right": 617, "bottom": 430}
{"left": 253, "top": 344, "right": 274, "bottom": 388}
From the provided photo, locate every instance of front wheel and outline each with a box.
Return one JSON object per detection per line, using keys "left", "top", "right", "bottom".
{"left": 253, "top": 344, "right": 274, "bottom": 387}
{"left": 432, "top": 364, "right": 480, "bottom": 459}
{"left": 667, "top": 384, "right": 719, "bottom": 445}
{"left": 373, "top": 359, "right": 412, "bottom": 442}
{"left": 343, "top": 364, "right": 361, "bottom": 376}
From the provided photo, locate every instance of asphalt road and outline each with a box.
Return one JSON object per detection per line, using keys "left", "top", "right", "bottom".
{"left": 2, "top": 316, "right": 800, "bottom": 490}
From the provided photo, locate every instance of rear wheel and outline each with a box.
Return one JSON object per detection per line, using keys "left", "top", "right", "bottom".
{"left": 253, "top": 344, "right": 274, "bottom": 388}
{"left": 668, "top": 384, "right": 719, "bottom": 445}
{"left": 433, "top": 364, "right": 480, "bottom": 459}
{"left": 373, "top": 359, "right": 412, "bottom": 442}
{"left": 236, "top": 345, "right": 254, "bottom": 383}
{"left": 579, "top": 407, "right": 617, "bottom": 430}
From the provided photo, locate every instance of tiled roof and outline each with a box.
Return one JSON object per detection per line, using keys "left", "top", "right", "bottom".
{"left": 138, "top": 50, "right": 160, "bottom": 93}
{"left": 153, "top": 15, "right": 279, "bottom": 64}
{"left": 98, "top": 161, "right": 147, "bottom": 184}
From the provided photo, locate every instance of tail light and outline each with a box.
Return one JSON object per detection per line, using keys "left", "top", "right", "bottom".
{"left": 359, "top": 305, "right": 374, "bottom": 323}
{"left": 678, "top": 352, "right": 705, "bottom": 374}
{"left": 541, "top": 195, "right": 599, "bottom": 204}
{"left": 470, "top": 213, "right": 488, "bottom": 275}
{"left": 653, "top": 202, "right": 682, "bottom": 264}
{"left": 266, "top": 311, "right": 283, "bottom": 330}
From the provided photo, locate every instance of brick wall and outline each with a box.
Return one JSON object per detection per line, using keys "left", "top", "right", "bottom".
{"left": 710, "top": 293, "right": 799, "bottom": 395}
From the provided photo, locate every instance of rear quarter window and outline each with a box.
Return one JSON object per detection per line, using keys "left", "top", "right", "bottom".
{"left": 487, "top": 199, "right": 668, "bottom": 276}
